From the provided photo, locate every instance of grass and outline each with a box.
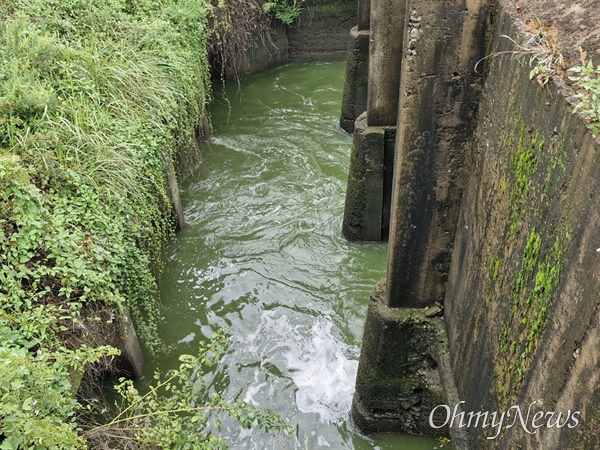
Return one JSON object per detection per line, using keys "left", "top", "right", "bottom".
{"left": 0, "top": 0, "right": 300, "bottom": 447}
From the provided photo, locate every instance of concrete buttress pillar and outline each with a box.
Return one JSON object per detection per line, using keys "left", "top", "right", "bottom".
{"left": 352, "top": 0, "right": 491, "bottom": 440}
{"left": 367, "top": 0, "right": 405, "bottom": 127}
{"left": 341, "top": 0, "right": 405, "bottom": 241}
{"left": 386, "top": 0, "right": 490, "bottom": 308}
{"left": 352, "top": 279, "right": 451, "bottom": 435}
{"left": 340, "top": 0, "right": 371, "bottom": 133}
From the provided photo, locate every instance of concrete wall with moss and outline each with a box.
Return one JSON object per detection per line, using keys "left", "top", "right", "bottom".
{"left": 287, "top": 0, "right": 358, "bottom": 60}
{"left": 444, "top": 3, "right": 600, "bottom": 448}
{"left": 228, "top": 0, "right": 357, "bottom": 77}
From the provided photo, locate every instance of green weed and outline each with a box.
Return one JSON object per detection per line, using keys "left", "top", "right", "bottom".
{"left": 568, "top": 58, "right": 600, "bottom": 135}
{"left": 81, "top": 330, "right": 292, "bottom": 449}
{"left": 263, "top": 0, "right": 303, "bottom": 25}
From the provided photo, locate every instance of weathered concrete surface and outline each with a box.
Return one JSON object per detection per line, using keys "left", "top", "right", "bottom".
{"left": 226, "top": 0, "right": 357, "bottom": 76}
{"left": 339, "top": 26, "right": 370, "bottom": 133}
{"left": 340, "top": 0, "right": 404, "bottom": 237}
{"left": 352, "top": 279, "right": 450, "bottom": 436}
{"left": 386, "top": 0, "right": 491, "bottom": 308}
{"left": 366, "top": 0, "right": 405, "bottom": 127}
{"left": 165, "top": 154, "right": 185, "bottom": 231}
{"left": 112, "top": 310, "right": 145, "bottom": 379}
{"left": 342, "top": 113, "right": 395, "bottom": 241}
{"left": 444, "top": 2, "right": 600, "bottom": 448}
{"left": 357, "top": 0, "right": 370, "bottom": 30}
{"left": 348, "top": 0, "right": 600, "bottom": 445}
{"left": 287, "top": 0, "right": 357, "bottom": 60}
{"left": 226, "top": 21, "right": 289, "bottom": 78}
{"left": 339, "top": 0, "right": 371, "bottom": 132}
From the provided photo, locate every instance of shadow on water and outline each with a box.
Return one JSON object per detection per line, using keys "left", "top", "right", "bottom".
{"left": 143, "top": 62, "right": 439, "bottom": 450}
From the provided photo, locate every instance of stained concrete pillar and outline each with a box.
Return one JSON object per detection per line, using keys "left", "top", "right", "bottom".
{"left": 352, "top": 0, "right": 491, "bottom": 440}
{"left": 367, "top": 0, "right": 405, "bottom": 127}
{"left": 351, "top": 279, "right": 456, "bottom": 436}
{"left": 340, "top": 27, "right": 370, "bottom": 133}
{"left": 386, "top": 0, "right": 490, "bottom": 308}
{"left": 342, "top": 113, "right": 393, "bottom": 241}
{"left": 358, "top": 0, "right": 371, "bottom": 30}
{"left": 341, "top": 0, "right": 405, "bottom": 241}
{"left": 340, "top": 0, "right": 371, "bottom": 133}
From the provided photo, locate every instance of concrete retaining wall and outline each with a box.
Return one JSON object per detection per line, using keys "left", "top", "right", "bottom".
{"left": 225, "top": 21, "right": 290, "bottom": 78}
{"left": 346, "top": 0, "right": 600, "bottom": 447}
{"left": 445, "top": 3, "right": 600, "bottom": 448}
{"left": 287, "top": 0, "right": 358, "bottom": 60}
{"left": 225, "top": 0, "right": 357, "bottom": 78}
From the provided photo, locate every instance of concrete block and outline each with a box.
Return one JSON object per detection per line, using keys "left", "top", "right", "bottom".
{"left": 342, "top": 113, "right": 386, "bottom": 241}
{"left": 352, "top": 279, "right": 450, "bottom": 436}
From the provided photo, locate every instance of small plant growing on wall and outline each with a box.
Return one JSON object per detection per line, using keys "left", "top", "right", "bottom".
{"left": 568, "top": 58, "right": 600, "bottom": 136}
{"left": 262, "top": 0, "right": 304, "bottom": 25}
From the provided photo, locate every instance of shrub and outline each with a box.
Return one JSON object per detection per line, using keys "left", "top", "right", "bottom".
{"left": 0, "top": 0, "right": 296, "bottom": 447}
{"left": 569, "top": 59, "right": 600, "bottom": 135}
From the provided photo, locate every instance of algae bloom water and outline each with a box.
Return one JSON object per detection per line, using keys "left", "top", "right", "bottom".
{"left": 145, "top": 62, "right": 437, "bottom": 450}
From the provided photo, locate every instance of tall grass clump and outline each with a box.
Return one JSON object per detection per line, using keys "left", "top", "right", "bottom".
{"left": 0, "top": 0, "right": 298, "bottom": 447}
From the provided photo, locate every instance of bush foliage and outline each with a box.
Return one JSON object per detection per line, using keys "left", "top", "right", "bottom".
{"left": 569, "top": 59, "right": 600, "bottom": 135}
{"left": 0, "top": 0, "right": 298, "bottom": 447}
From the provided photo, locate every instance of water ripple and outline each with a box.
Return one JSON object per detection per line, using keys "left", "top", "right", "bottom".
{"left": 147, "top": 62, "right": 435, "bottom": 450}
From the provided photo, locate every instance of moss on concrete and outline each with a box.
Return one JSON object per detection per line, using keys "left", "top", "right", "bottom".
{"left": 481, "top": 115, "right": 572, "bottom": 408}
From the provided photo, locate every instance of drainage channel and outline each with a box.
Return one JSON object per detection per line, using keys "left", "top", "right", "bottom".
{"left": 142, "top": 61, "right": 438, "bottom": 450}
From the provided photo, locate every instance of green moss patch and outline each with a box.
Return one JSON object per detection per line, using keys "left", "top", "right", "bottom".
{"left": 484, "top": 115, "right": 571, "bottom": 409}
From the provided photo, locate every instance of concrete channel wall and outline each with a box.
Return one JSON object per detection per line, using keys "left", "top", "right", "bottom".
{"left": 342, "top": 0, "right": 600, "bottom": 447}
{"left": 287, "top": 0, "right": 358, "bottom": 60}
{"left": 227, "top": 0, "right": 357, "bottom": 78}
{"left": 446, "top": 4, "right": 600, "bottom": 449}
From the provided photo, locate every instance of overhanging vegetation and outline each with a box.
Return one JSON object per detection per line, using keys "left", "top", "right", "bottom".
{"left": 0, "top": 0, "right": 301, "bottom": 447}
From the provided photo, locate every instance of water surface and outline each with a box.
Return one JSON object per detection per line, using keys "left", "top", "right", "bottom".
{"left": 148, "top": 62, "right": 438, "bottom": 450}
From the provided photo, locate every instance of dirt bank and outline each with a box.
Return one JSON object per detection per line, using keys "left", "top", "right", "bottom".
{"left": 506, "top": 0, "right": 600, "bottom": 67}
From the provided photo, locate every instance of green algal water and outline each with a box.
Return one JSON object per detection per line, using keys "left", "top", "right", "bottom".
{"left": 144, "top": 61, "right": 437, "bottom": 450}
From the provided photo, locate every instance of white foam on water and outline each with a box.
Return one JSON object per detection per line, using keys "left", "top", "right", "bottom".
{"left": 282, "top": 319, "right": 358, "bottom": 425}
{"left": 177, "top": 332, "right": 196, "bottom": 344}
{"left": 238, "top": 310, "right": 359, "bottom": 426}
{"left": 243, "top": 369, "right": 267, "bottom": 407}
{"left": 317, "top": 436, "right": 331, "bottom": 447}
